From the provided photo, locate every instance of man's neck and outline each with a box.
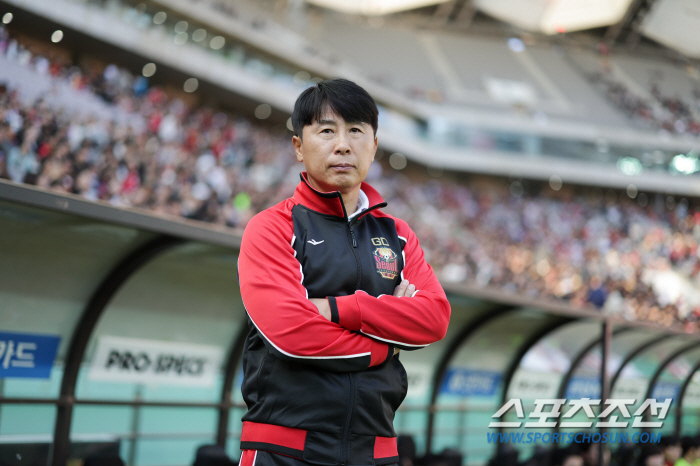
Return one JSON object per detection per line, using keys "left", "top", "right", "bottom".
{"left": 303, "top": 175, "right": 362, "bottom": 217}
{"left": 342, "top": 190, "right": 359, "bottom": 218}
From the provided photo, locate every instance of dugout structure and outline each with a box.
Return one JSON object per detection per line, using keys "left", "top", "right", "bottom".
{"left": 1, "top": 179, "right": 699, "bottom": 466}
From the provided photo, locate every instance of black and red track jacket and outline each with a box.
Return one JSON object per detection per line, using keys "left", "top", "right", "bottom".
{"left": 238, "top": 173, "right": 451, "bottom": 466}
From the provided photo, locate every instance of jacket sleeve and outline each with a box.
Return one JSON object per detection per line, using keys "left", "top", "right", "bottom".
{"left": 238, "top": 205, "right": 394, "bottom": 371}
{"left": 331, "top": 218, "right": 451, "bottom": 350}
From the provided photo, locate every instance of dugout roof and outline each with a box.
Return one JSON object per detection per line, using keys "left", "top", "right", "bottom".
{"left": 1, "top": 179, "right": 699, "bottom": 466}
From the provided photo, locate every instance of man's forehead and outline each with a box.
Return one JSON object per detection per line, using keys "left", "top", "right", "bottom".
{"left": 312, "top": 110, "right": 367, "bottom": 126}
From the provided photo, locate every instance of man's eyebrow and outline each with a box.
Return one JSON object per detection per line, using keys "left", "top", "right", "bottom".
{"left": 315, "top": 119, "right": 368, "bottom": 126}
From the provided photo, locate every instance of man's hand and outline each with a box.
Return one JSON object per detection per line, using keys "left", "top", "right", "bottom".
{"left": 394, "top": 279, "right": 416, "bottom": 297}
{"left": 310, "top": 298, "right": 332, "bottom": 321}
{"left": 310, "top": 280, "right": 415, "bottom": 322}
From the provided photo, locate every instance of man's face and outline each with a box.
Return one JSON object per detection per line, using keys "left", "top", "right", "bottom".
{"left": 664, "top": 444, "right": 681, "bottom": 462}
{"left": 691, "top": 446, "right": 700, "bottom": 462}
{"left": 293, "top": 110, "right": 377, "bottom": 195}
{"left": 644, "top": 454, "right": 664, "bottom": 466}
{"left": 562, "top": 456, "right": 583, "bottom": 466}
{"left": 584, "top": 445, "right": 610, "bottom": 466}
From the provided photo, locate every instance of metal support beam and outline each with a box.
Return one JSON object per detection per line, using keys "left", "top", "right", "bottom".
{"left": 500, "top": 317, "right": 576, "bottom": 408}
{"left": 216, "top": 321, "right": 250, "bottom": 447}
{"left": 675, "top": 358, "right": 700, "bottom": 436}
{"left": 425, "top": 305, "right": 516, "bottom": 453}
{"left": 432, "top": 0, "right": 457, "bottom": 25}
{"left": 598, "top": 320, "right": 613, "bottom": 466}
{"left": 495, "top": 316, "right": 575, "bottom": 459}
{"left": 600, "top": 320, "right": 613, "bottom": 402}
{"left": 454, "top": 0, "right": 476, "bottom": 28}
{"left": 609, "top": 334, "right": 672, "bottom": 394}
{"left": 554, "top": 322, "right": 628, "bottom": 458}
{"left": 642, "top": 342, "right": 700, "bottom": 432}
{"left": 51, "top": 235, "right": 184, "bottom": 466}
{"left": 604, "top": 0, "right": 649, "bottom": 45}
{"left": 555, "top": 325, "right": 630, "bottom": 401}
{"left": 625, "top": 0, "right": 658, "bottom": 47}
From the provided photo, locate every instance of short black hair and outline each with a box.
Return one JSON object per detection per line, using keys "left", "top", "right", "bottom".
{"left": 681, "top": 435, "right": 700, "bottom": 456}
{"left": 660, "top": 434, "right": 680, "bottom": 447}
{"left": 637, "top": 444, "right": 663, "bottom": 466}
{"left": 552, "top": 446, "right": 582, "bottom": 466}
{"left": 291, "top": 78, "right": 378, "bottom": 139}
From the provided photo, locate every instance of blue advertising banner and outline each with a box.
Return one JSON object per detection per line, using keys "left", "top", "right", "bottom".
{"left": 566, "top": 376, "right": 600, "bottom": 399}
{"left": 652, "top": 382, "right": 678, "bottom": 400}
{"left": 0, "top": 331, "right": 60, "bottom": 379}
{"left": 439, "top": 368, "right": 501, "bottom": 397}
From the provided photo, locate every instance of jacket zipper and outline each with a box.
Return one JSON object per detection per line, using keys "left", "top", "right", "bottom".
{"left": 349, "top": 225, "right": 357, "bottom": 248}
{"left": 341, "top": 372, "right": 356, "bottom": 465}
{"left": 348, "top": 222, "right": 362, "bottom": 289}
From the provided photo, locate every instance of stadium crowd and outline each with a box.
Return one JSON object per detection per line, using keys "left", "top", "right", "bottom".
{"left": 2, "top": 25, "right": 700, "bottom": 331}
{"left": 588, "top": 49, "right": 700, "bottom": 136}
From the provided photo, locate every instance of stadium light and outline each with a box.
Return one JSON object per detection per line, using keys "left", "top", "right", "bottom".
{"left": 507, "top": 37, "right": 525, "bottom": 53}
{"left": 174, "top": 32, "right": 188, "bottom": 45}
{"left": 305, "top": 0, "right": 451, "bottom": 16}
{"left": 209, "top": 36, "right": 225, "bottom": 50}
{"left": 473, "top": 0, "right": 634, "bottom": 34}
{"left": 671, "top": 153, "right": 700, "bottom": 175}
{"left": 192, "top": 28, "right": 207, "bottom": 42}
{"left": 51, "top": 30, "right": 63, "bottom": 43}
{"left": 255, "top": 104, "right": 272, "bottom": 120}
{"left": 183, "top": 78, "right": 198, "bottom": 93}
{"left": 294, "top": 70, "right": 311, "bottom": 85}
{"left": 142, "top": 63, "right": 156, "bottom": 78}
{"left": 2, "top": 12, "right": 12, "bottom": 24}
{"left": 617, "top": 157, "right": 643, "bottom": 176}
{"left": 389, "top": 153, "right": 407, "bottom": 170}
{"left": 549, "top": 175, "right": 562, "bottom": 191}
{"left": 153, "top": 11, "right": 167, "bottom": 25}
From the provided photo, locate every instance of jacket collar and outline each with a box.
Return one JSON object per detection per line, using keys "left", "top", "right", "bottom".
{"left": 294, "top": 172, "right": 387, "bottom": 219}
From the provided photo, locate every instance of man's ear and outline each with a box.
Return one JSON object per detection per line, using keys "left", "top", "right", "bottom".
{"left": 372, "top": 136, "right": 378, "bottom": 161}
{"left": 293, "top": 135, "right": 303, "bottom": 163}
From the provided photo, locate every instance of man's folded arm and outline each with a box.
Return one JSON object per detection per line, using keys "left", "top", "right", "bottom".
{"left": 239, "top": 210, "right": 393, "bottom": 371}
{"left": 330, "top": 219, "right": 451, "bottom": 350}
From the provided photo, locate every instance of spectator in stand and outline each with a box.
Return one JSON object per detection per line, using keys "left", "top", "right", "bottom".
{"left": 637, "top": 445, "right": 665, "bottom": 466}
{"left": 674, "top": 436, "right": 700, "bottom": 466}
{"left": 579, "top": 434, "right": 611, "bottom": 466}
{"left": 661, "top": 435, "right": 682, "bottom": 466}
{"left": 552, "top": 446, "right": 584, "bottom": 466}
{"left": 589, "top": 58, "right": 700, "bottom": 135}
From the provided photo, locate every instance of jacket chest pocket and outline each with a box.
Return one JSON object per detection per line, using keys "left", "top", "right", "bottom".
{"left": 299, "top": 235, "right": 360, "bottom": 298}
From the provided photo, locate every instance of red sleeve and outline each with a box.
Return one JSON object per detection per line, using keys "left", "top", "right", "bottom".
{"left": 238, "top": 202, "right": 393, "bottom": 371}
{"left": 333, "top": 217, "right": 451, "bottom": 349}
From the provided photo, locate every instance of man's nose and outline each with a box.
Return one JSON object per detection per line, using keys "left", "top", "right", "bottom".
{"left": 334, "top": 132, "right": 351, "bottom": 154}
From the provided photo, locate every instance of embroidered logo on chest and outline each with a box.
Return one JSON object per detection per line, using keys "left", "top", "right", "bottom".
{"left": 371, "top": 237, "right": 399, "bottom": 280}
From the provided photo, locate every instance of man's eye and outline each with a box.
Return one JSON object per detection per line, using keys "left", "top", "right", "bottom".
{"left": 350, "top": 127, "right": 362, "bottom": 133}
{"left": 321, "top": 128, "right": 333, "bottom": 133}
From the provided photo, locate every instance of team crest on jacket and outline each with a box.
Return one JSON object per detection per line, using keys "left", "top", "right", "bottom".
{"left": 373, "top": 246, "right": 399, "bottom": 279}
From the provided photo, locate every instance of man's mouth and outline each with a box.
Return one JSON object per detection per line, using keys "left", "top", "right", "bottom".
{"left": 330, "top": 163, "right": 354, "bottom": 171}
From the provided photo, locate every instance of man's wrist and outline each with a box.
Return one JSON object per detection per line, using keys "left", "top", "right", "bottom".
{"left": 310, "top": 298, "right": 332, "bottom": 321}
{"left": 334, "top": 294, "right": 362, "bottom": 331}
